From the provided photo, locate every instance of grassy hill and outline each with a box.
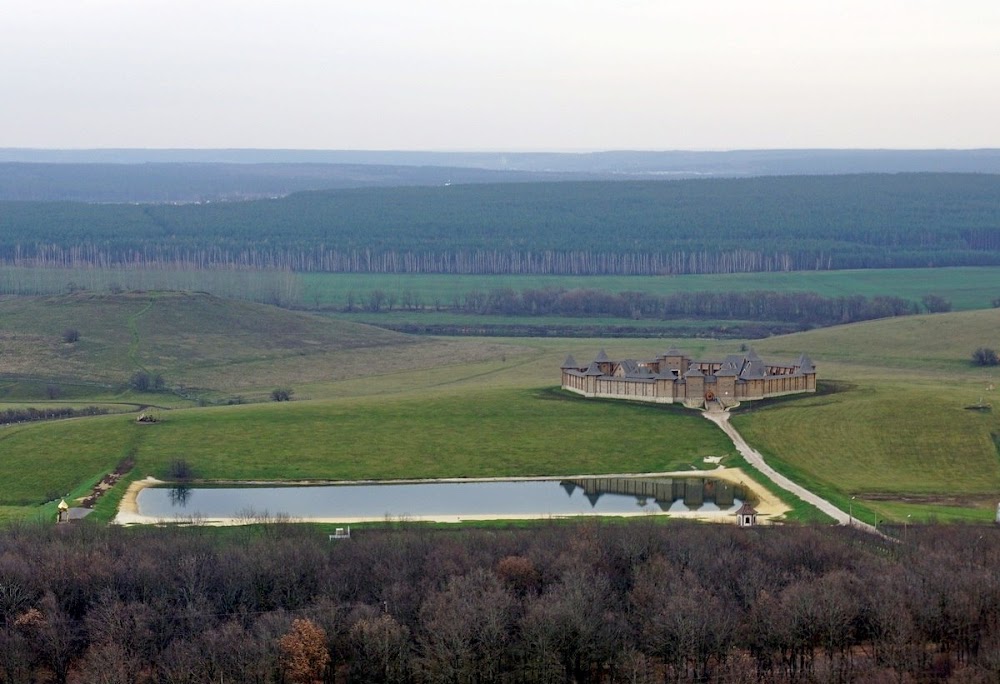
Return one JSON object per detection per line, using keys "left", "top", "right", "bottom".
{"left": 0, "top": 291, "right": 517, "bottom": 397}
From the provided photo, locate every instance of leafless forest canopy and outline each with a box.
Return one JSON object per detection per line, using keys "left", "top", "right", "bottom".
{"left": 2, "top": 522, "right": 999, "bottom": 683}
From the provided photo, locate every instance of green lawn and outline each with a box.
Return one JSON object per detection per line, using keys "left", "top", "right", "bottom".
{"left": 0, "top": 415, "right": 137, "bottom": 506}
{"left": 735, "top": 383, "right": 1000, "bottom": 497}
{"left": 0, "top": 388, "right": 738, "bottom": 520}
{"left": 133, "top": 389, "right": 736, "bottom": 481}
{"left": 729, "top": 308, "right": 1000, "bottom": 524}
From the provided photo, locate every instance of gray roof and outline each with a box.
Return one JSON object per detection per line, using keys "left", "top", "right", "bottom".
{"left": 721, "top": 354, "right": 743, "bottom": 370}
{"left": 620, "top": 359, "right": 640, "bottom": 374}
{"left": 740, "top": 360, "right": 767, "bottom": 379}
{"left": 584, "top": 362, "right": 604, "bottom": 376}
{"left": 797, "top": 354, "right": 816, "bottom": 373}
{"left": 561, "top": 354, "right": 578, "bottom": 369}
{"left": 715, "top": 367, "right": 739, "bottom": 377}
{"left": 683, "top": 366, "right": 704, "bottom": 378}
{"left": 663, "top": 347, "right": 684, "bottom": 357}
{"left": 594, "top": 349, "right": 610, "bottom": 363}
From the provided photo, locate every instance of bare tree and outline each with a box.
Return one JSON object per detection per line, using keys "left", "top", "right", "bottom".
{"left": 350, "top": 611, "right": 411, "bottom": 684}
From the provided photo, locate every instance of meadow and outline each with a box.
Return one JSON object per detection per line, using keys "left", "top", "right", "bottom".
{"left": 1, "top": 389, "right": 737, "bottom": 522}
{"left": 2, "top": 291, "right": 999, "bottom": 526}
{"left": 740, "top": 308, "right": 1000, "bottom": 523}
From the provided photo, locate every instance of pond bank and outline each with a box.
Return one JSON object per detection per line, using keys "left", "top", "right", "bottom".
{"left": 115, "top": 468, "right": 788, "bottom": 526}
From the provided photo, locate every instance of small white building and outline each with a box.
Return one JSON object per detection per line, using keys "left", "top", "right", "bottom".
{"left": 735, "top": 501, "right": 758, "bottom": 527}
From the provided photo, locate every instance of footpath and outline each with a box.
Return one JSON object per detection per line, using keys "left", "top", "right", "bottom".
{"left": 703, "top": 410, "right": 884, "bottom": 537}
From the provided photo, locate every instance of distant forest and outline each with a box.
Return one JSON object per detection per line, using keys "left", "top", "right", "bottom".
{"left": 0, "top": 162, "right": 598, "bottom": 203}
{"left": 1, "top": 174, "right": 999, "bottom": 275}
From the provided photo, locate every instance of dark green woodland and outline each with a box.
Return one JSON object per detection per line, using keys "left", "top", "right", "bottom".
{"left": 2, "top": 173, "right": 999, "bottom": 274}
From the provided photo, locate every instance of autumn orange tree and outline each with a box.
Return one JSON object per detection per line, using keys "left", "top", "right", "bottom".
{"left": 279, "top": 618, "right": 330, "bottom": 684}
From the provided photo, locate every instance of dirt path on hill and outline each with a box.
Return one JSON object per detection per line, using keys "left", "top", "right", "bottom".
{"left": 703, "top": 410, "right": 885, "bottom": 536}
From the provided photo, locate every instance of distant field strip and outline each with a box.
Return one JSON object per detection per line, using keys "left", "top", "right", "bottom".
{"left": 301, "top": 267, "right": 1000, "bottom": 311}
{"left": 2, "top": 266, "right": 998, "bottom": 312}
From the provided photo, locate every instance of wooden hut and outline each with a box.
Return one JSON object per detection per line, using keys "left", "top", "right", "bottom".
{"left": 735, "top": 501, "right": 758, "bottom": 527}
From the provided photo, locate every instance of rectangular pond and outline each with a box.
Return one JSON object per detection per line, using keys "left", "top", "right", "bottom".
{"left": 135, "top": 476, "right": 749, "bottom": 522}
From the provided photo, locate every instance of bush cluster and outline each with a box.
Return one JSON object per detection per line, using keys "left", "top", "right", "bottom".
{"left": 0, "top": 406, "right": 108, "bottom": 426}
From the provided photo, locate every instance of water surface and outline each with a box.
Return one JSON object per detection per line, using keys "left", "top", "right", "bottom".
{"left": 137, "top": 477, "right": 746, "bottom": 521}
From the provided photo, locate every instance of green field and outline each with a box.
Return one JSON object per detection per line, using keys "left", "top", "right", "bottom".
{"left": 3, "top": 291, "right": 1000, "bottom": 526}
{"left": 2, "top": 265, "right": 998, "bottom": 314}
{"left": 301, "top": 267, "right": 1000, "bottom": 312}
{"left": 738, "top": 308, "right": 1000, "bottom": 524}
{"left": 1, "top": 389, "right": 737, "bottom": 515}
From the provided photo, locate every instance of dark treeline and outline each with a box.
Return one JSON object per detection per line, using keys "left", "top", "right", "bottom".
{"left": 0, "top": 163, "right": 597, "bottom": 203}
{"left": 438, "top": 288, "right": 919, "bottom": 325}
{"left": 1, "top": 174, "right": 999, "bottom": 274}
{"left": 380, "top": 322, "right": 803, "bottom": 340}
{"left": 0, "top": 406, "right": 108, "bottom": 426}
{"left": 2, "top": 522, "right": 1000, "bottom": 683}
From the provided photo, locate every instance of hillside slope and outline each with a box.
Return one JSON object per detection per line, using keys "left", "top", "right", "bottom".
{"left": 733, "top": 308, "right": 1000, "bottom": 522}
{"left": 0, "top": 291, "right": 508, "bottom": 392}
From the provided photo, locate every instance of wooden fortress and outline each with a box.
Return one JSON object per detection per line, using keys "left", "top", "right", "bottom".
{"left": 561, "top": 347, "right": 816, "bottom": 408}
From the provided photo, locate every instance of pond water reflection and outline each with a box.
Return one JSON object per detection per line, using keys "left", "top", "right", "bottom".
{"left": 137, "top": 476, "right": 749, "bottom": 521}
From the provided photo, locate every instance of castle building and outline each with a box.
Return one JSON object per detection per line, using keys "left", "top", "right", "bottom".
{"left": 561, "top": 347, "right": 816, "bottom": 408}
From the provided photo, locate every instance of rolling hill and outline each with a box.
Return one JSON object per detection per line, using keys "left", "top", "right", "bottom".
{"left": 0, "top": 291, "right": 514, "bottom": 395}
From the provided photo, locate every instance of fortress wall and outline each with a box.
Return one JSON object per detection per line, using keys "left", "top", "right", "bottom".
{"left": 563, "top": 354, "right": 816, "bottom": 405}
{"left": 561, "top": 384, "right": 676, "bottom": 403}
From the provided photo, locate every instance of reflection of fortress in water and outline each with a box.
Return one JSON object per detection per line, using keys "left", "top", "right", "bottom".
{"left": 560, "top": 477, "right": 750, "bottom": 512}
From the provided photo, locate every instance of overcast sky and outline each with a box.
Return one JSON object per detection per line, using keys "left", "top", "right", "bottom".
{"left": 2, "top": 0, "right": 998, "bottom": 150}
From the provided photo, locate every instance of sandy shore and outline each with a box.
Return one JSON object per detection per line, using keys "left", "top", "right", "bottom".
{"left": 113, "top": 467, "right": 788, "bottom": 526}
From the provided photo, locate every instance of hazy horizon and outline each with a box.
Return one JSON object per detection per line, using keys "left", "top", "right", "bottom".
{"left": 4, "top": 145, "right": 1000, "bottom": 153}
{"left": 4, "top": 2, "right": 999, "bottom": 150}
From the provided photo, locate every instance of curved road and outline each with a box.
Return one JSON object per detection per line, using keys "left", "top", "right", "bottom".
{"left": 703, "top": 411, "right": 883, "bottom": 536}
